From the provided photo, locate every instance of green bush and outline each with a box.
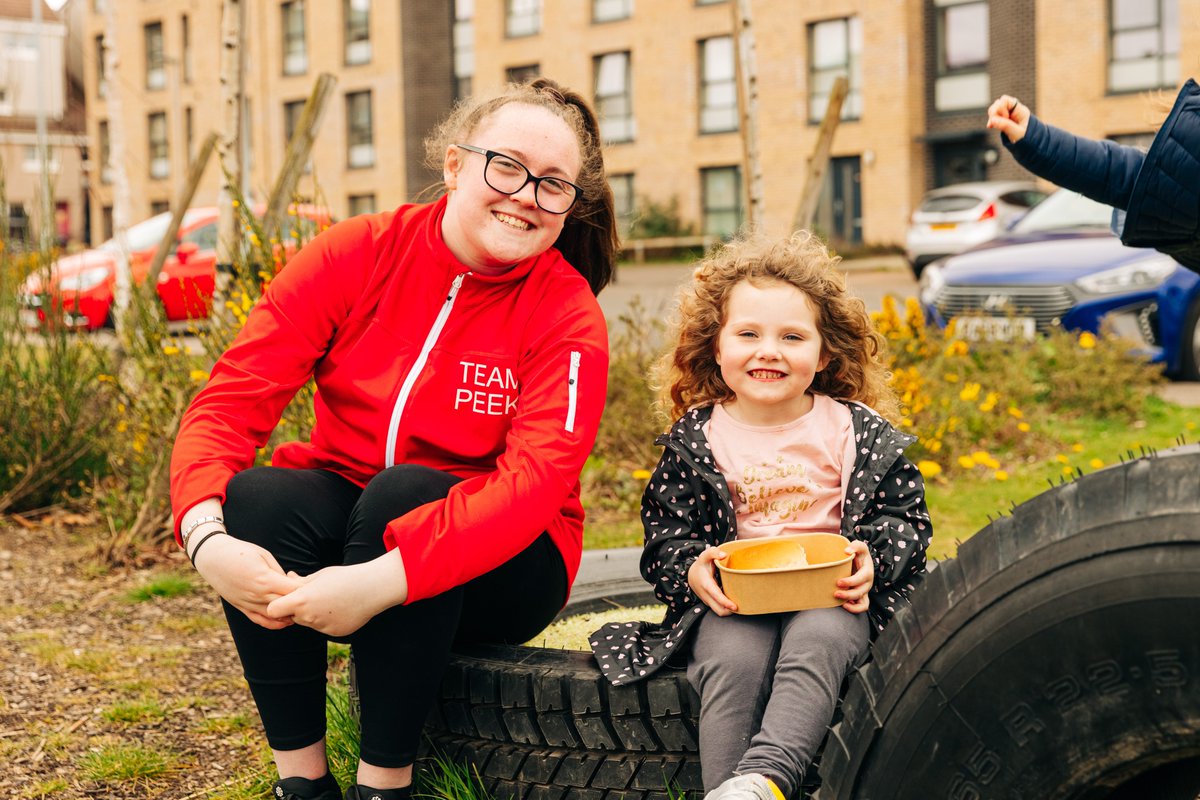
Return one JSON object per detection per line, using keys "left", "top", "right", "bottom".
{"left": 0, "top": 250, "right": 116, "bottom": 514}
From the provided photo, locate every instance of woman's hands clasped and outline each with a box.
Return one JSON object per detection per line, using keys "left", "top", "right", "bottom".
{"left": 265, "top": 549, "right": 410, "bottom": 638}
{"left": 191, "top": 535, "right": 304, "bottom": 630}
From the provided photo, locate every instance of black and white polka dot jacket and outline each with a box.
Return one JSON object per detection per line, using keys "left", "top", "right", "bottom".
{"left": 589, "top": 401, "right": 933, "bottom": 686}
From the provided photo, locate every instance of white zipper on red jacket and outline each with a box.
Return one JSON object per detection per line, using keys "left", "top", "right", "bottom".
{"left": 385, "top": 272, "right": 468, "bottom": 467}
{"left": 565, "top": 350, "right": 581, "bottom": 433}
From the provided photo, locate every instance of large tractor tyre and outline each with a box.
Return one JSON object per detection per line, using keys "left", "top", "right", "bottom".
{"left": 815, "top": 444, "right": 1200, "bottom": 800}
{"left": 421, "top": 573, "right": 703, "bottom": 800}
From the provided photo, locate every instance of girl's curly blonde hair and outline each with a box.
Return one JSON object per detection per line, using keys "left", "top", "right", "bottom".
{"left": 657, "top": 230, "right": 898, "bottom": 422}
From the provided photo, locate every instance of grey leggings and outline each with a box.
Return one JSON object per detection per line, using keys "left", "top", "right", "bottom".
{"left": 687, "top": 608, "right": 870, "bottom": 798}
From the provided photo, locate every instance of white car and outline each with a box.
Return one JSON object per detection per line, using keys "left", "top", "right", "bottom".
{"left": 905, "top": 181, "right": 1047, "bottom": 277}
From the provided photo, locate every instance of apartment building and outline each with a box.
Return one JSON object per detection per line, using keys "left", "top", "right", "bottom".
{"left": 82, "top": 0, "right": 453, "bottom": 246}
{"left": 463, "top": 0, "right": 925, "bottom": 246}
{"left": 0, "top": 0, "right": 87, "bottom": 247}
{"left": 1028, "top": 0, "right": 1195, "bottom": 154}
{"left": 928, "top": 0, "right": 1192, "bottom": 190}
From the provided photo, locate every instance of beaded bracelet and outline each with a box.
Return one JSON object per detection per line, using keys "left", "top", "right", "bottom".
{"left": 181, "top": 515, "right": 224, "bottom": 547}
{"left": 187, "top": 529, "right": 228, "bottom": 567}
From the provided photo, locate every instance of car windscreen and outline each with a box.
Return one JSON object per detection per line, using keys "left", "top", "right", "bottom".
{"left": 1009, "top": 190, "right": 1111, "bottom": 234}
{"left": 918, "top": 194, "right": 982, "bottom": 213}
{"left": 97, "top": 213, "right": 173, "bottom": 254}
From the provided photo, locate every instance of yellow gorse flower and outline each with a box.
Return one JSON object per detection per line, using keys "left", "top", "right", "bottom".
{"left": 917, "top": 460, "right": 943, "bottom": 478}
{"left": 1078, "top": 331, "right": 1097, "bottom": 349}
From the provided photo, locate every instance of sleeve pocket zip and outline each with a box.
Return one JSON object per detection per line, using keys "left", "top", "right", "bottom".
{"left": 565, "top": 350, "right": 581, "bottom": 433}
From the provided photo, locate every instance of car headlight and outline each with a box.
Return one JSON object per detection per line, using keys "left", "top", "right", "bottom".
{"left": 919, "top": 263, "right": 945, "bottom": 308}
{"left": 58, "top": 266, "right": 111, "bottom": 292}
{"left": 1075, "top": 255, "right": 1176, "bottom": 295}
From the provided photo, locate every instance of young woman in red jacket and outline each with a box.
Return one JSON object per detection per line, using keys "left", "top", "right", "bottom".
{"left": 169, "top": 78, "right": 618, "bottom": 800}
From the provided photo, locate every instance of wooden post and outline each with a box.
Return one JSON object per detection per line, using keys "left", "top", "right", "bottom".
{"left": 216, "top": 0, "right": 246, "bottom": 270}
{"left": 261, "top": 73, "right": 338, "bottom": 246}
{"left": 732, "top": 0, "right": 763, "bottom": 229}
{"left": 100, "top": 0, "right": 133, "bottom": 339}
{"left": 144, "top": 132, "right": 219, "bottom": 291}
{"left": 792, "top": 76, "right": 848, "bottom": 233}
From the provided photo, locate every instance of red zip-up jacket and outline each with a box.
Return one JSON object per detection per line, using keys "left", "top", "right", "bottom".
{"left": 169, "top": 197, "right": 609, "bottom": 603}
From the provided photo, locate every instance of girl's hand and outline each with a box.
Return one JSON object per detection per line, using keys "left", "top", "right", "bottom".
{"left": 836, "top": 539, "right": 874, "bottom": 614}
{"left": 687, "top": 545, "right": 738, "bottom": 616}
{"left": 986, "top": 95, "right": 1031, "bottom": 143}
{"left": 191, "top": 534, "right": 304, "bottom": 630}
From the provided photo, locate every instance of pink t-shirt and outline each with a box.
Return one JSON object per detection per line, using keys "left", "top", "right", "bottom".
{"left": 705, "top": 394, "right": 855, "bottom": 539}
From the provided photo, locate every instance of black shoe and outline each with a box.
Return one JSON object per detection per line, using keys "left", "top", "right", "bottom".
{"left": 272, "top": 773, "right": 342, "bottom": 800}
{"left": 344, "top": 785, "right": 412, "bottom": 800}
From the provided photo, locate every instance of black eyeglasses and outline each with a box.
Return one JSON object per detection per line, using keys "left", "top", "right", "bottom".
{"left": 454, "top": 144, "right": 581, "bottom": 214}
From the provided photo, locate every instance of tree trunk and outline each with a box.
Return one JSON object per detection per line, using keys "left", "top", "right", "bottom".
{"left": 732, "top": 0, "right": 763, "bottom": 230}
{"left": 100, "top": 2, "right": 133, "bottom": 340}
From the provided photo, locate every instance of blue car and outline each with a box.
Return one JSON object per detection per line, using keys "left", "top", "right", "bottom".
{"left": 919, "top": 189, "right": 1200, "bottom": 381}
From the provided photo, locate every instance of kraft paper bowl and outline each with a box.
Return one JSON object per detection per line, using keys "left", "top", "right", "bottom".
{"left": 715, "top": 533, "right": 853, "bottom": 615}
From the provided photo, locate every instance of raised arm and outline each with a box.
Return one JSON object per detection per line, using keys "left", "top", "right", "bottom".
{"left": 987, "top": 94, "right": 1146, "bottom": 210}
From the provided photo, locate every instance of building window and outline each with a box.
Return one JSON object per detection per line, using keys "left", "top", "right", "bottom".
{"left": 1109, "top": 0, "right": 1179, "bottom": 92}
{"left": 593, "top": 0, "right": 632, "bottom": 23}
{"left": 95, "top": 35, "right": 108, "bottom": 98}
{"left": 594, "top": 51, "right": 634, "bottom": 143}
{"left": 346, "top": 91, "right": 375, "bottom": 168}
{"left": 282, "top": 1, "right": 308, "bottom": 76}
{"left": 181, "top": 14, "right": 192, "bottom": 84}
{"left": 284, "top": 99, "right": 306, "bottom": 145}
{"left": 696, "top": 0, "right": 726, "bottom": 5}
{"left": 8, "top": 204, "right": 28, "bottom": 244}
{"left": 349, "top": 194, "right": 377, "bottom": 216}
{"left": 101, "top": 205, "right": 114, "bottom": 241}
{"left": 701, "top": 166, "right": 742, "bottom": 238}
{"left": 98, "top": 120, "right": 112, "bottom": 184}
{"left": 934, "top": 0, "right": 990, "bottom": 112}
{"left": 150, "top": 200, "right": 170, "bottom": 216}
{"left": 23, "top": 145, "right": 60, "bottom": 174}
{"left": 609, "top": 173, "right": 635, "bottom": 234}
{"left": 344, "top": 0, "right": 371, "bottom": 65}
{"left": 144, "top": 22, "right": 165, "bottom": 90}
{"left": 506, "top": 0, "right": 541, "bottom": 38}
{"left": 809, "top": 16, "right": 862, "bottom": 122}
{"left": 506, "top": 64, "right": 540, "bottom": 84}
{"left": 148, "top": 112, "right": 169, "bottom": 180}
{"left": 454, "top": 0, "right": 474, "bottom": 100}
{"left": 699, "top": 36, "right": 737, "bottom": 134}
{"left": 185, "top": 106, "right": 194, "bottom": 163}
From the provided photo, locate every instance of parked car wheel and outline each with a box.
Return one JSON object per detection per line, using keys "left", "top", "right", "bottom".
{"left": 815, "top": 445, "right": 1200, "bottom": 799}
{"left": 1179, "top": 296, "right": 1200, "bottom": 382}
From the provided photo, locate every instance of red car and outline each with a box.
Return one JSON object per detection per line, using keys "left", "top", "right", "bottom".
{"left": 20, "top": 205, "right": 330, "bottom": 330}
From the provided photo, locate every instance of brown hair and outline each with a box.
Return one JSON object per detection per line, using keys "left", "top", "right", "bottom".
{"left": 424, "top": 78, "right": 618, "bottom": 295}
{"left": 657, "top": 231, "right": 899, "bottom": 421}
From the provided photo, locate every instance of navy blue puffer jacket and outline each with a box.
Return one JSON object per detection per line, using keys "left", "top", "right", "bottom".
{"left": 1003, "top": 79, "right": 1200, "bottom": 274}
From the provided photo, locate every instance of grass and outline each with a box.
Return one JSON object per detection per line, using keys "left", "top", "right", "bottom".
{"left": 22, "top": 779, "right": 70, "bottom": 799}
{"left": 101, "top": 697, "right": 168, "bottom": 725}
{"left": 77, "top": 743, "right": 176, "bottom": 782}
{"left": 125, "top": 573, "right": 195, "bottom": 602}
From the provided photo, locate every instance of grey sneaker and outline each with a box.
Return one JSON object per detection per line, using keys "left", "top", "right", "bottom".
{"left": 705, "top": 773, "right": 777, "bottom": 800}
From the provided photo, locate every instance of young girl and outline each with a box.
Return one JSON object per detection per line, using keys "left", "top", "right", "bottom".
{"left": 590, "top": 232, "right": 931, "bottom": 800}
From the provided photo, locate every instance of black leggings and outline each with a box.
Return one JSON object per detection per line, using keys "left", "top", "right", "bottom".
{"left": 221, "top": 464, "right": 568, "bottom": 767}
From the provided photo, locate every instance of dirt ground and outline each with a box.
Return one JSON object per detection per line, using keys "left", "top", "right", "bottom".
{"left": 0, "top": 516, "right": 275, "bottom": 799}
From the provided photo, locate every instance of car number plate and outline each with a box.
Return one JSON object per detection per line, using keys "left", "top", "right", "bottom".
{"left": 930, "top": 222, "right": 957, "bottom": 231}
{"left": 956, "top": 316, "right": 1036, "bottom": 342}
{"left": 19, "top": 309, "right": 40, "bottom": 329}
